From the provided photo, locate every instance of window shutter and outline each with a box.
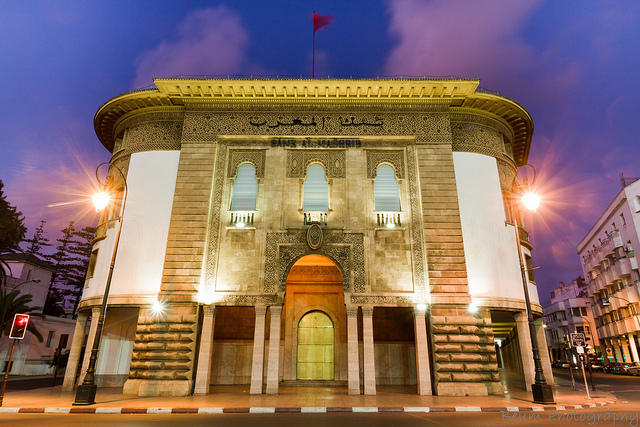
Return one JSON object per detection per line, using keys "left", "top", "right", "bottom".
{"left": 374, "top": 164, "right": 400, "bottom": 211}
{"left": 230, "top": 163, "right": 257, "bottom": 210}
{"left": 303, "top": 164, "right": 329, "bottom": 211}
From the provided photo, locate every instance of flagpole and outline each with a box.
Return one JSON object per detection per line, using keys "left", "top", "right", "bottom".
{"left": 312, "top": 11, "right": 315, "bottom": 78}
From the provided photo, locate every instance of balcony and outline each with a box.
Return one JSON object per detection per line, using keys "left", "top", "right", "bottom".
{"left": 303, "top": 211, "right": 328, "bottom": 226}
{"left": 229, "top": 211, "right": 255, "bottom": 227}
{"left": 375, "top": 211, "right": 401, "bottom": 228}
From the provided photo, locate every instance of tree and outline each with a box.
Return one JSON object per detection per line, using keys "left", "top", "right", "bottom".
{"left": 0, "top": 285, "right": 44, "bottom": 342}
{"left": 44, "top": 221, "right": 96, "bottom": 315}
{"left": 23, "top": 220, "right": 52, "bottom": 258}
{"left": 0, "top": 180, "right": 27, "bottom": 285}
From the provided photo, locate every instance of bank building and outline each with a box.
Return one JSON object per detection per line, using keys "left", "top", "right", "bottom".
{"left": 61, "top": 78, "right": 553, "bottom": 398}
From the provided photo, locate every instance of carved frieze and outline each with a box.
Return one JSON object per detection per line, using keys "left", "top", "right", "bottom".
{"left": 287, "top": 150, "right": 346, "bottom": 178}
{"left": 226, "top": 149, "right": 266, "bottom": 178}
{"left": 366, "top": 150, "right": 406, "bottom": 179}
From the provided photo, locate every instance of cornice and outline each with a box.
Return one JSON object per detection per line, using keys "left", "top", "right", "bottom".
{"left": 94, "top": 78, "right": 533, "bottom": 164}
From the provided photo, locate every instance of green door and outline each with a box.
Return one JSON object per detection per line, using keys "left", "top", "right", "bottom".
{"left": 297, "top": 312, "right": 334, "bottom": 380}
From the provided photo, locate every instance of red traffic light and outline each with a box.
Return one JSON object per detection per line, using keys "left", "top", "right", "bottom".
{"left": 9, "top": 314, "right": 29, "bottom": 339}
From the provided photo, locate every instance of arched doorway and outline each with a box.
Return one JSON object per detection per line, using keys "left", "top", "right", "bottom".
{"left": 282, "top": 254, "right": 346, "bottom": 383}
{"left": 297, "top": 311, "right": 334, "bottom": 380}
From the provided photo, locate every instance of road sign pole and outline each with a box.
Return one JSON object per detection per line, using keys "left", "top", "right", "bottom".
{"left": 0, "top": 339, "right": 17, "bottom": 406}
{"left": 580, "top": 361, "right": 590, "bottom": 399}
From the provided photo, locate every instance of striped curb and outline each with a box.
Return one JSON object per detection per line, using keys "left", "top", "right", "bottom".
{"left": 0, "top": 402, "right": 616, "bottom": 414}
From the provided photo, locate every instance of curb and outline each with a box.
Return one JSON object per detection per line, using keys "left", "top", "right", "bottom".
{"left": 0, "top": 402, "right": 616, "bottom": 414}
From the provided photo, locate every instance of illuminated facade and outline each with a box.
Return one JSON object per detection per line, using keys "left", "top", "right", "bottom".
{"left": 63, "top": 78, "right": 551, "bottom": 397}
{"left": 578, "top": 178, "right": 640, "bottom": 364}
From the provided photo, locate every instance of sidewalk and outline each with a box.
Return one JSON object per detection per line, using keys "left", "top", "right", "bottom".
{"left": 0, "top": 370, "right": 615, "bottom": 414}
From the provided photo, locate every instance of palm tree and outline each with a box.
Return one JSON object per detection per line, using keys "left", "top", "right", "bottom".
{"left": 0, "top": 286, "right": 43, "bottom": 342}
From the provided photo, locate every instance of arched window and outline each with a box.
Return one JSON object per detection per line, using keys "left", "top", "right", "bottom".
{"left": 303, "top": 164, "right": 329, "bottom": 211}
{"left": 374, "top": 164, "right": 400, "bottom": 211}
{"left": 230, "top": 163, "right": 257, "bottom": 211}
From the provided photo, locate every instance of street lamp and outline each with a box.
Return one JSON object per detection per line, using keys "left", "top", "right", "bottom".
{"left": 511, "top": 164, "right": 555, "bottom": 404}
{"left": 74, "top": 162, "right": 127, "bottom": 405}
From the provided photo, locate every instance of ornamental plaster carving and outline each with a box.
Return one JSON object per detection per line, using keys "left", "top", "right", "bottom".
{"left": 406, "top": 145, "right": 428, "bottom": 299}
{"left": 450, "top": 121, "right": 503, "bottom": 159}
{"left": 264, "top": 230, "right": 365, "bottom": 294}
{"left": 181, "top": 111, "right": 451, "bottom": 143}
{"left": 350, "top": 295, "right": 417, "bottom": 305}
{"left": 366, "top": 150, "right": 406, "bottom": 179}
{"left": 226, "top": 149, "right": 266, "bottom": 178}
{"left": 287, "top": 150, "right": 346, "bottom": 178}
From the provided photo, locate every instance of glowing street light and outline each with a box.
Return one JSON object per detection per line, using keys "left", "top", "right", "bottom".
{"left": 512, "top": 164, "right": 554, "bottom": 404}
{"left": 74, "top": 162, "right": 127, "bottom": 406}
{"left": 92, "top": 192, "right": 110, "bottom": 212}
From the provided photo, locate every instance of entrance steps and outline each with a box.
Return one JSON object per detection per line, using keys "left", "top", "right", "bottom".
{"left": 280, "top": 380, "right": 347, "bottom": 387}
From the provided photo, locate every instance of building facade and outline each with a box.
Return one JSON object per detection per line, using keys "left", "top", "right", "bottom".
{"left": 63, "top": 78, "right": 552, "bottom": 397}
{"left": 578, "top": 178, "right": 640, "bottom": 364}
{"left": 0, "top": 253, "right": 76, "bottom": 375}
{"left": 543, "top": 277, "right": 600, "bottom": 363}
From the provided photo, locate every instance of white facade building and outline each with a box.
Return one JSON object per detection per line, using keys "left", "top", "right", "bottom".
{"left": 543, "top": 278, "right": 600, "bottom": 363}
{"left": 0, "top": 253, "right": 77, "bottom": 375}
{"left": 578, "top": 178, "right": 640, "bottom": 364}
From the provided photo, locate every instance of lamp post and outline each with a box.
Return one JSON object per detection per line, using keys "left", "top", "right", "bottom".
{"left": 511, "top": 164, "right": 555, "bottom": 404}
{"left": 74, "top": 162, "right": 127, "bottom": 405}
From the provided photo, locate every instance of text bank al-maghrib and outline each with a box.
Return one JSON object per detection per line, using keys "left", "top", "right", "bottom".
{"left": 501, "top": 410, "right": 639, "bottom": 426}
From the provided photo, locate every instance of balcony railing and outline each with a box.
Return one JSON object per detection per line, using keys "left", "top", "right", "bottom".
{"left": 303, "top": 211, "right": 328, "bottom": 226}
{"left": 229, "top": 211, "right": 255, "bottom": 227}
{"left": 376, "top": 211, "right": 401, "bottom": 228}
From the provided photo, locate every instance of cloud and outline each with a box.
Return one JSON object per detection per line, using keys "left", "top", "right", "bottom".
{"left": 382, "top": 0, "right": 579, "bottom": 108}
{"left": 132, "top": 6, "right": 249, "bottom": 89}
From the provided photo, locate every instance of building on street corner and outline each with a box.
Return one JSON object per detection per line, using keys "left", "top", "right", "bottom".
{"left": 578, "top": 177, "right": 640, "bottom": 365}
{"left": 62, "top": 78, "right": 552, "bottom": 397}
{"left": 543, "top": 277, "right": 601, "bottom": 364}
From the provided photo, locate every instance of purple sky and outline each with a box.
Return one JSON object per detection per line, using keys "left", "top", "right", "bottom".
{"left": 2, "top": 1, "right": 640, "bottom": 306}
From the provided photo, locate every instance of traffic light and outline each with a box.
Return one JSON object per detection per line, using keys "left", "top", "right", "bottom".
{"left": 9, "top": 314, "right": 29, "bottom": 339}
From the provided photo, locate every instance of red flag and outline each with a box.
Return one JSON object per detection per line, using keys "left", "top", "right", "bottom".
{"left": 310, "top": 13, "right": 334, "bottom": 34}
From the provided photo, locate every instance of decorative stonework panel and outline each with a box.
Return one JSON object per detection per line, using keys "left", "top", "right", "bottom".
{"left": 351, "top": 295, "right": 417, "bottom": 305}
{"left": 406, "top": 145, "right": 427, "bottom": 299}
{"left": 450, "top": 121, "right": 503, "bottom": 159}
{"left": 496, "top": 158, "right": 517, "bottom": 193}
{"left": 226, "top": 149, "right": 266, "bottom": 178}
{"left": 181, "top": 110, "right": 451, "bottom": 143}
{"left": 450, "top": 112, "right": 511, "bottom": 144}
{"left": 286, "top": 150, "right": 346, "bottom": 178}
{"left": 264, "top": 230, "right": 364, "bottom": 294}
{"left": 366, "top": 150, "right": 406, "bottom": 179}
{"left": 204, "top": 141, "right": 225, "bottom": 289}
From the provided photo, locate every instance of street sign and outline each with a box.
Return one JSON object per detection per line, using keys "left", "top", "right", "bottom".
{"left": 606, "top": 347, "right": 613, "bottom": 355}
{"left": 576, "top": 346, "right": 584, "bottom": 354}
{"left": 579, "top": 354, "right": 586, "bottom": 362}
{"left": 570, "top": 332, "right": 586, "bottom": 348}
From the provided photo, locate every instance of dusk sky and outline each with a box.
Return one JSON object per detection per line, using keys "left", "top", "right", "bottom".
{"left": 2, "top": 1, "right": 640, "bottom": 306}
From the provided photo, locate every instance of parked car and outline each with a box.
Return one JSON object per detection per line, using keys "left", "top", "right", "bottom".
{"left": 552, "top": 361, "right": 569, "bottom": 369}
{"left": 610, "top": 362, "right": 631, "bottom": 375}
{"left": 605, "top": 362, "right": 625, "bottom": 374}
{"left": 626, "top": 362, "right": 640, "bottom": 375}
{"left": 590, "top": 361, "right": 604, "bottom": 372}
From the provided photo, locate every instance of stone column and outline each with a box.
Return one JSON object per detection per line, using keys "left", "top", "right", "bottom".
{"left": 346, "top": 306, "right": 360, "bottom": 395}
{"left": 62, "top": 311, "right": 89, "bottom": 391}
{"left": 194, "top": 305, "right": 217, "bottom": 395}
{"left": 266, "top": 306, "right": 282, "bottom": 395}
{"left": 362, "top": 306, "right": 376, "bottom": 395}
{"left": 77, "top": 307, "right": 101, "bottom": 385}
{"left": 629, "top": 333, "right": 640, "bottom": 363}
{"left": 613, "top": 340, "right": 623, "bottom": 362}
{"left": 621, "top": 338, "right": 632, "bottom": 363}
{"left": 515, "top": 311, "right": 535, "bottom": 391}
{"left": 414, "top": 307, "right": 432, "bottom": 395}
{"left": 534, "top": 318, "right": 554, "bottom": 385}
{"left": 250, "top": 305, "right": 267, "bottom": 394}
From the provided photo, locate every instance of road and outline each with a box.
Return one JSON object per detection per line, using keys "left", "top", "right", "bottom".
{"left": 553, "top": 368, "right": 640, "bottom": 403}
{"left": 2, "top": 407, "right": 640, "bottom": 427}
